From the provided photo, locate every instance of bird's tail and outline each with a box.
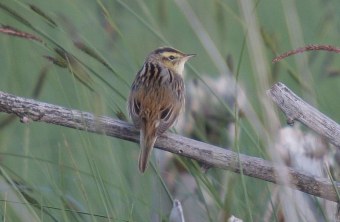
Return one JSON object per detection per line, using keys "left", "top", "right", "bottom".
{"left": 138, "top": 120, "right": 157, "bottom": 173}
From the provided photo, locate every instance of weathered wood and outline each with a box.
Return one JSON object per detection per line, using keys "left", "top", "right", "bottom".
{"left": 0, "top": 90, "right": 338, "bottom": 202}
{"left": 267, "top": 82, "right": 340, "bottom": 148}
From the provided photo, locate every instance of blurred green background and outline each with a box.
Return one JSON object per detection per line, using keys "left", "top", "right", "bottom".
{"left": 0, "top": 0, "right": 340, "bottom": 221}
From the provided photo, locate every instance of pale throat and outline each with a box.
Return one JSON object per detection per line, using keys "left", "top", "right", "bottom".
{"left": 175, "top": 61, "right": 186, "bottom": 75}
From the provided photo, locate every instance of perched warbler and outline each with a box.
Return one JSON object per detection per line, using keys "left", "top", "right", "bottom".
{"left": 128, "top": 47, "right": 195, "bottom": 173}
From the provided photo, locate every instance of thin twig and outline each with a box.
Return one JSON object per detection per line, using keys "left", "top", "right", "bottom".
{"left": 272, "top": 44, "right": 340, "bottom": 63}
{"left": 0, "top": 90, "right": 338, "bottom": 202}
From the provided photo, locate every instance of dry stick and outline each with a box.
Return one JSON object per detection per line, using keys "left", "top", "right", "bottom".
{"left": 0, "top": 90, "right": 338, "bottom": 202}
{"left": 267, "top": 82, "right": 340, "bottom": 148}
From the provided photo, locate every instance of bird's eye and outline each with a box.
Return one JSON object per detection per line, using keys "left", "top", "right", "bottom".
{"left": 169, "top": 55, "right": 175, "bottom": 60}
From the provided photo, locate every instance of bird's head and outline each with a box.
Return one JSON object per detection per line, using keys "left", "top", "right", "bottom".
{"left": 147, "top": 47, "right": 195, "bottom": 74}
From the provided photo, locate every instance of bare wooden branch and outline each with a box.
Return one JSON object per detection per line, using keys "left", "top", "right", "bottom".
{"left": 0, "top": 90, "right": 339, "bottom": 202}
{"left": 267, "top": 82, "right": 340, "bottom": 148}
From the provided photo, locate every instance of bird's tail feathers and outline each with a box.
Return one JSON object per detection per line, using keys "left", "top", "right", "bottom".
{"left": 138, "top": 120, "right": 157, "bottom": 173}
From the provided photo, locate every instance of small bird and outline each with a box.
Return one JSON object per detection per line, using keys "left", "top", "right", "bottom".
{"left": 128, "top": 47, "right": 195, "bottom": 173}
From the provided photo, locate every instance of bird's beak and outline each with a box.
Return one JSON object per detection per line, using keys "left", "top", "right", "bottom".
{"left": 184, "top": 54, "right": 196, "bottom": 61}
